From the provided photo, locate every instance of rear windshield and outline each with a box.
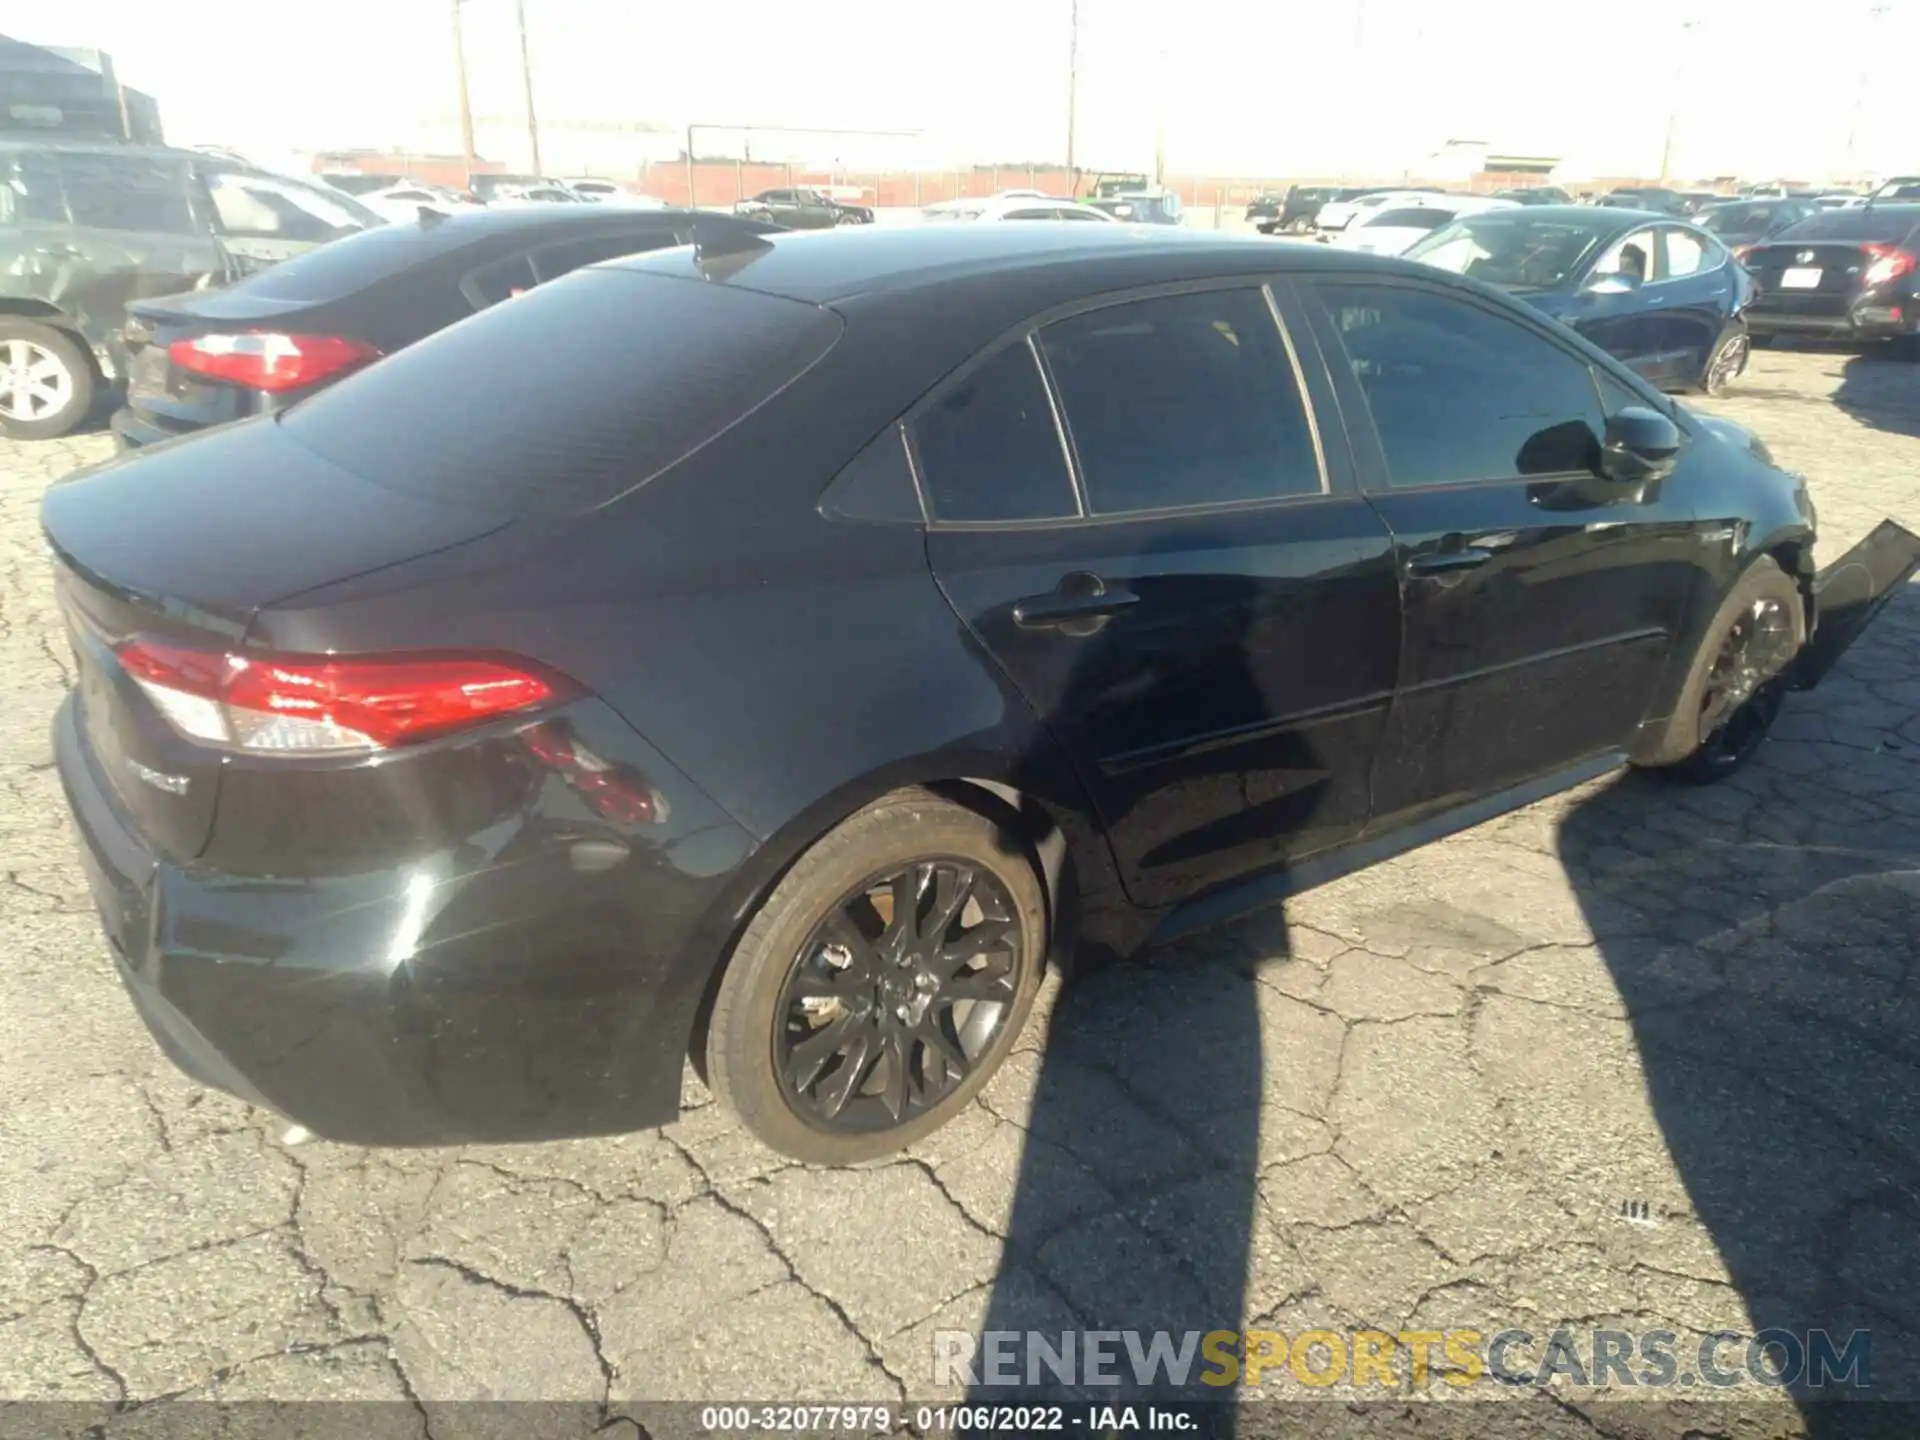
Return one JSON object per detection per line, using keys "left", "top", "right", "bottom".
{"left": 1773, "top": 207, "right": 1920, "bottom": 244}
{"left": 280, "top": 268, "right": 843, "bottom": 515}
{"left": 1369, "top": 208, "right": 1452, "bottom": 230}
{"left": 222, "top": 220, "right": 496, "bottom": 303}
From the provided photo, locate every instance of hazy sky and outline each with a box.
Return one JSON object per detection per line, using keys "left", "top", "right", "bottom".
{"left": 25, "top": 0, "right": 1916, "bottom": 181}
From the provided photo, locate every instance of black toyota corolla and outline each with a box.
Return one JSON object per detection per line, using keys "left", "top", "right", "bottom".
{"left": 45, "top": 223, "right": 1918, "bottom": 1164}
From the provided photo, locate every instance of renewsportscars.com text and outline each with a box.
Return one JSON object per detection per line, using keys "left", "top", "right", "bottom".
{"left": 935, "top": 1326, "right": 1872, "bottom": 1392}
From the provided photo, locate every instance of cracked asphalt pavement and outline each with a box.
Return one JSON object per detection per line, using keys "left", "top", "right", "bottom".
{"left": 3, "top": 345, "right": 1919, "bottom": 1436}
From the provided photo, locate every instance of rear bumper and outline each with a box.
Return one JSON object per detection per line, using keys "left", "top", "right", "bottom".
{"left": 1747, "top": 305, "right": 1919, "bottom": 341}
{"left": 108, "top": 407, "right": 190, "bottom": 451}
{"left": 54, "top": 693, "right": 759, "bottom": 1146}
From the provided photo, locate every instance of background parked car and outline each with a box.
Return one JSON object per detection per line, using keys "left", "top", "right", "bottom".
{"left": 1494, "top": 186, "right": 1574, "bottom": 206}
{"left": 1247, "top": 184, "right": 1343, "bottom": 234}
{"left": 1741, "top": 203, "right": 1920, "bottom": 358}
{"left": 562, "top": 177, "right": 624, "bottom": 200}
{"left": 110, "top": 207, "right": 768, "bottom": 449}
{"left": 1599, "top": 186, "right": 1689, "bottom": 215}
{"left": 1696, "top": 197, "right": 1821, "bottom": 255}
{"left": 357, "top": 183, "right": 485, "bottom": 223}
{"left": 1314, "top": 188, "right": 1450, "bottom": 235}
{"left": 1406, "top": 205, "right": 1753, "bottom": 394}
{"left": 1870, "top": 176, "right": 1920, "bottom": 201}
{"left": 919, "top": 196, "right": 1117, "bottom": 224}
{"left": 734, "top": 188, "right": 875, "bottom": 228}
{"left": 1329, "top": 196, "right": 1517, "bottom": 256}
{"left": 1085, "top": 189, "right": 1184, "bottom": 224}
{"left": 0, "top": 137, "right": 382, "bottom": 439}
{"left": 317, "top": 172, "right": 405, "bottom": 196}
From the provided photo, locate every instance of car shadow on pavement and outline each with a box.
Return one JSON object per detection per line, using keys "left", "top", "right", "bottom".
{"left": 1834, "top": 354, "right": 1920, "bottom": 441}
{"left": 1563, "top": 580, "right": 1920, "bottom": 1435}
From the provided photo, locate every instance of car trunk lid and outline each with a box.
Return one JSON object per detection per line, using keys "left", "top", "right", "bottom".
{"left": 1745, "top": 241, "right": 1886, "bottom": 313}
{"left": 123, "top": 289, "right": 336, "bottom": 431}
{"left": 42, "top": 418, "right": 510, "bottom": 861}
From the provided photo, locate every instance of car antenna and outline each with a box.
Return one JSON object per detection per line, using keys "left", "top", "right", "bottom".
{"left": 680, "top": 213, "right": 776, "bottom": 280}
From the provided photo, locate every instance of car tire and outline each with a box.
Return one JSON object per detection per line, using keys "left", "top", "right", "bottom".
{"left": 1637, "top": 557, "right": 1805, "bottom": 784}
{"left": 0, "top": 319, "right": 96, "bottom": 441}
{"left": 1700, "top": 329, "right": 1750, "bottom": 397}
{"left": 705, "top": 787, "right": 1048, "bottom": 1164}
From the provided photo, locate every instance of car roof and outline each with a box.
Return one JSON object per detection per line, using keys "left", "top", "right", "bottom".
{"left": 0, "top": 137, "right": 202, "bottom": 162}
{"left": 609, "top": 220, "right": 1439, "bottom": 308}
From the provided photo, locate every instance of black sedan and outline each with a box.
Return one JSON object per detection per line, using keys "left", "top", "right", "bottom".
{"left": 1742, "top": 204, "right": 1920, "bottom": 357}
{"left": 46, "top": 224, "right": 1913, "bottom": 1163}
{"left": 1696, "top": 197, "right": 1820, "bottom": 254}
{"left": 1405, "top": 205, "right": 1754, "bottom": 394}
{"left": 110, "top": 206, "right": 769, "bottom": 449}
{"left": 733, "top": 188, "right": 875, "bottom": 229}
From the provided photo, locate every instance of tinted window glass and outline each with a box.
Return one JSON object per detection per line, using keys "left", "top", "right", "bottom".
{"left": 1316, "top": 281, "right": 1604, "bottom": 488}
{"left": 1775, "top": 207, "right": 1920, "bottom": 244}
{"left": 1040, "top": 288, "right": 1320, "bottom": 513}
{"left": 465, "top": 254, "right": 539, "bottom": 308}
{"left": 282, "top": 269, "right": 843, "bottom": 516}
{"left": 57, "top": 152, "right": 197, "bottom": 233}
{"left": 1369, "top": 208, "right": 1452, "bottom": 230}
{"left": 225, "top": 220, "right": 493, "bottom": 303}
{"left": 913, "top": 343, "right": 1076, "bottom": 522}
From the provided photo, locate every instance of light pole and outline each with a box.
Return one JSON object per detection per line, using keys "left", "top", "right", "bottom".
{"left": 516, "top": 0, "right": 542, "bottom": 175}
{"left": 1658, "top": 17, "right": 1698, "bottom": 183}
{"left": 1065, "top": 0, "right": 1079, "bottom": 189}
{"left": 450, "top": 0, "right": 477, "bottom": 184}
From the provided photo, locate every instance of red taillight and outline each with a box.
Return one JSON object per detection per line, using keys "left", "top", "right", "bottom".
{"left": 166, "top": 333, "right": 381, "bottom": 393}
{"left": 115, "top": 639, "right": 572, "bottom": 755}
{"left": 1862, "top": 244, "right": 1918, "bottom": 287}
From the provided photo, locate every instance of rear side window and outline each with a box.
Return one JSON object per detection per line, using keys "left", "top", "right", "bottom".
{"left": 464, "top": 254, "right": 538, "bottom": 308}
{"left": 912, "top": 343, "right": 1076, "bottom": 522}
{"left": 281, "top": 269, "right": 843, "bottom": 515}
{"left": 55, "top": 152, "right": 198, "bottom": 234}
{"left": 1039, "top": 288, "right": 1321, "bottom": 513}
{"left": 0, "top": 151, "right": 67, "bottom": 225}
{"left": 530, "top": 231, "right": 676, "bottom": 280}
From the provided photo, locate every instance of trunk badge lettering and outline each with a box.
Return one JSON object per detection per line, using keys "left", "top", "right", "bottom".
{"left": 126, "top": 757, "right": 191, "bottom": 796}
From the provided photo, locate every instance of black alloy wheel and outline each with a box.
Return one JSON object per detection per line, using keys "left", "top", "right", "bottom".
{"left": 775, "top": 858, "right": 1022, "bottom": 1133}
{"left": 1685, "top": 593, "right": 1797, "bottom": 777}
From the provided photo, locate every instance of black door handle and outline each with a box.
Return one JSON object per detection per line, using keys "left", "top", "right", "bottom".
{"left": 1012, "top": 574, "right": 1139, "bottom": 631}
{"left": 1407, "top": 547, "right": 1493, "bottom": 576}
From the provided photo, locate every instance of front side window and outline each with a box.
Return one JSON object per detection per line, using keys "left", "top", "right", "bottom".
{"left": 1314, "top": 281, "right": 1604, "bottom": 489}
{"left": 1039, "top": 287, "right": 1321, "bottom": 514}
{"left": 912, "top": 343, "right": 1077, "bottom": 523}
{"left": 205, "top": 170, "right": 372, "bottom": 242}
{"left": 1591, "top": 228, "right": 1657, "bottom": 283}
{"left": 1406, "top": 213, "right": 1611, "bottom": 289}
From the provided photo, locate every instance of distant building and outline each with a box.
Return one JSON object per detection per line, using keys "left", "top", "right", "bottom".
{"left": 0, "top": 35, "right": 163, "bottom": 144}
{"left": 1420, "top": 138, "right": 1560, "bottom": 189}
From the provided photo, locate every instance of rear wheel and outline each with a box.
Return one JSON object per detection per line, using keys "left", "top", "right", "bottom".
{"left": 1700, "top": 329, "right": 1751, "bottom": 396}
{"left": 1640, "top": 557, "right": 1804, "bottom": 784}
{"left": 0, "top": 320, "right": 95, "bottom": 441}
{"left": 705, "top": 789, "right": 1047, "bottom": 1163}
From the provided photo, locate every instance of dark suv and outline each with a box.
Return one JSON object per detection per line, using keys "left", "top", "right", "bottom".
{"left": 1246, "top": 185, "right": 1341, "bottom": 234}
{"left": 0, "top": 137, "right": 381, "bottom": 439}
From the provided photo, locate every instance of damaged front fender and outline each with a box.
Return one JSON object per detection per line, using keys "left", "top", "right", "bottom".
{"left": 1792, "top": 519, "right": 1920, "bottom": 690}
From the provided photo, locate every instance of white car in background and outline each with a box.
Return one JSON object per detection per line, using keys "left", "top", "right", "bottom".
{"left": 1313, "top": 187, "right": 1447, "bottom": 233}
{"left": 1329, "top": 195, "right": 1519, "bottom": 256}
{"left": 919, "top": 196, "right": 1118, "bottom": 224}
{"left": 357, "top": 183, "right": 484, "bottom": 223}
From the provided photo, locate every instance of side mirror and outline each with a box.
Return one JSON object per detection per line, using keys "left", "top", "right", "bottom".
{"left": 1585, "top": 271, "right": 1640, "bottom": 296}
{"left": 1600, "top": 406, "right": 1681, "bottom": 484}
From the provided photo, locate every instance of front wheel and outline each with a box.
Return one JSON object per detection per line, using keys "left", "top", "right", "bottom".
{"left": 1700, "top": 329, "right": 1751, "bottom": 397}
{"left": 1638, "top": 557, "right": 1805, "bottom": 783}
{"left": 0, "top": 320, "right": 95, "bottom": 440}
{"left": 705, "top": 789, "right": 1047, "bottom": 1163}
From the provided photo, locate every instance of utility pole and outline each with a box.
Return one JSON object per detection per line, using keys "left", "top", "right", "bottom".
{"left": 1065, "top": 0, "right": 1079, "bottom": 190}
{"left": 515, "top": 0, "right": 542, "bottom": 175}
{"left": 1844, "top": 3, "right": 1890, "bottom": 182}
{"left": 451, "top": 0, "right": 477, "bottom": 185}
{"left": 1658, "top": 18, "right": 1697, "bottom": 183}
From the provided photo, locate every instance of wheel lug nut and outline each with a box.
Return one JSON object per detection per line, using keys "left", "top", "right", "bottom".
{"left": 915, "top": 973, "right": 936, "bottom": 992}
